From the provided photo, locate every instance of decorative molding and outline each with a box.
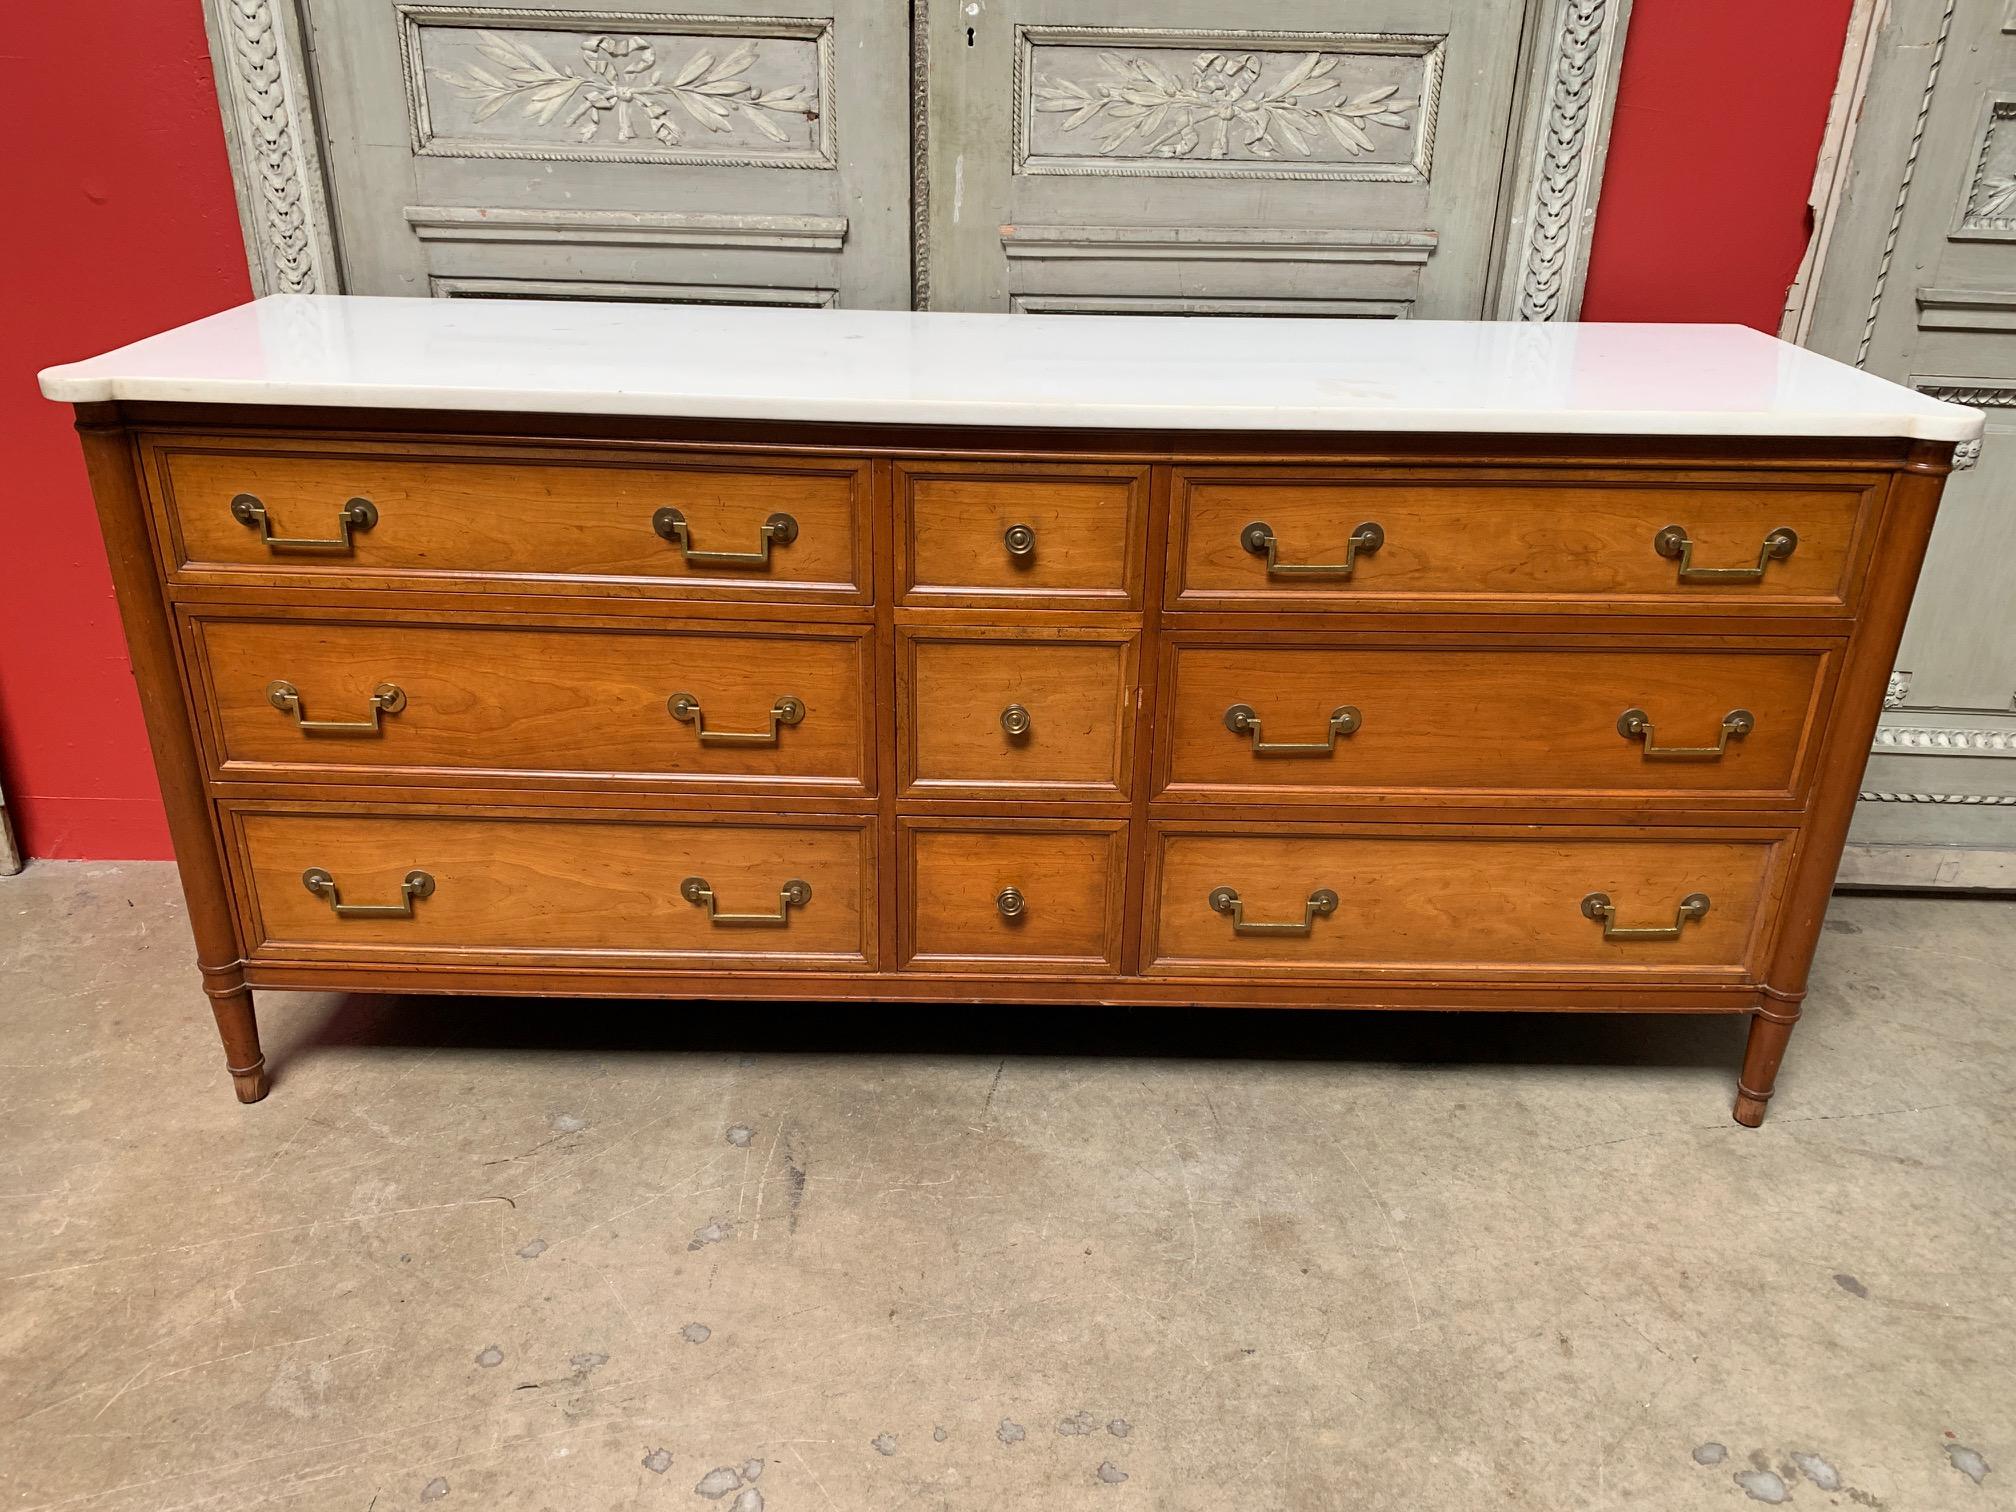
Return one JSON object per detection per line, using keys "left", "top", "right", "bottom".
{"left": 1009, "top": 293, "right": 1414, "bottom": 318}
{"left": 430, "top": 275, "right": 835, "bottom": 305}
{"left": 1915, "top": 287, "right": 2016, "bottom": 331}
{"left": 911, "top": 0, "right": 932, "bottom": 307}
{"left": 1836, "top": 842, "right": 2016, "bottom": 891}
{"left": 1781, "top": 0, "right": 1884, "bottom": 342}
{"left": 1859, "top": 791, "right": 2016, "bottom": 805}
{"left": 1912, "top": 378, "right": 2005, "bottom": 467}
{"left": 1951, "top": 93, "right": 2016, "bottom": 241}
{"left": 1000, "top": 225, "right": 1437, "bottom": 263}
{"left": 1855, "top": 0, "right": 1957, "bottom": 366}
{"left": 1011, "top": 27, "right": 1445, "bottom": 182}
{"left": 1954, "top": 437, "right": 1984, "bottom": 469}
{"left": 398, "top": 8, "right": 835, "bottom": 169}
{"left": 1494, "top": 0, "right": 1634, "bottom": 321}
{"left": 1884, "top": 671, "right": 1912, "bottom": 710}
{"left": 403, "top": 206, "right": 846, "bottom": 251}
{"left": 201, "top": 0, "right": 339, "bottom": 294}
{"left": 1871, "top": 722, "right": 2016, "bottom": 756}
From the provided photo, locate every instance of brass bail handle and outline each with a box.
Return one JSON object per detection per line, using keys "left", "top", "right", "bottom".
{"left": 302, "top": 867, "right": 435, "bottom": 919}
{"left": 1241, "top": 520, "right": 1384, "bottom": 579}
{"left": 1617, "top": 707, "right": 1754, "bottom": 760}
{"left": 232, "top": 492, "right": 377, "bottom": 553}
{"left": 267, "top": 679, "right": 406, "bottom": 735}
{"left": 1225, "top": 703, "right": 1361, "bottom": 756}
{"left": 653, "top": 507, "right": 798, "bottom": 567}
{"left": 668, "top": 692, "right": 805, "bottom": 746}
{"left": 681, "top": 876, "right": 812, "bottom": 927}
{"left": 1653, "top": 524, "right": 1798, "bottom": 583}
{"left": 1581, "top": 891, "right": 1711, "bottom": 941}
{"left": 1209, "top": 886, "right": 1339, "bottom": 937}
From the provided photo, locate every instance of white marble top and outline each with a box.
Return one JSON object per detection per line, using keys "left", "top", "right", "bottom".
{"left": 38, "top": 295, "right": 1982, "bottom": 443}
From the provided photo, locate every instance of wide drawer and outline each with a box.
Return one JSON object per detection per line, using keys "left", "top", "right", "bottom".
{"left": 1157, "top": 640, "right": 1835, "bottom": 804}
{"left": 896, "top": 461, "right": 1149, "bottom": 609}
{"left": 1145, "top": 827, "right": 1788, "bottom": 977}
{"left": 229, "top": 809, "right": 875, "bottom": 967}
{"left": 899, "top": 819, "right": 1127, "bottom": 973}
{"left": 899, "top": 630, "right": 1138, "bottom": 800}
{"left": 143, "top": 436, "right": 870, "bottom": 602}
{"left": 1168, "top": 467, "right": 1883, "bottom": 613}
{"left": 188, "top": 614, "right": 873, "bottom": 795}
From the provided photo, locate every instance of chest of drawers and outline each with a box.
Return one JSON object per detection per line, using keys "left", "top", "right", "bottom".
{"left": 41, "top": 300, "right": 1981, "bottom": 1124}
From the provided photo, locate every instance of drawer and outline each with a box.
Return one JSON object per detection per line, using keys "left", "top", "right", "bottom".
{"left": 896, "top": 461, "right": 1149, "bottom": 608}
{"left": 900, "top": 631, "right": 1137, "bottom": 800}
{"left": 1168, "top": 467, "right": 1883, "bottom": 613}
{"left": 1145, "top": 828, "right": 1786, "bottom": 978}
{"left": 230, "top": 809, "right": 875, "bottom": 967}
{"left": 1157, "top": 640, "right": 1834, "bottom": 804}
{"left": 900, "top": 819, "right": 1127, "bottom": 972}
{"left": 143, "top": 436, "right": 869, "bottom": 603}
{"left": 188, "top": 614, "right": 873, "bottom": 796}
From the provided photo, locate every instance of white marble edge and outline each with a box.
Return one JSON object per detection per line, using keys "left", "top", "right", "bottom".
{"left": 38, "top": 295, "right": 1985, "bottom": 443}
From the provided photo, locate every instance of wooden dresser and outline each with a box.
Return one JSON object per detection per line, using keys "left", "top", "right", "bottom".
{"left": 40, "top": 299, "right": 1982, "bottom": 1124}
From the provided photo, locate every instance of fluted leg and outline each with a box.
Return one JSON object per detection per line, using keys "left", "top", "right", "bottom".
{"left": 1733, "top": 1005, "right": 1799, "bottom": 1127}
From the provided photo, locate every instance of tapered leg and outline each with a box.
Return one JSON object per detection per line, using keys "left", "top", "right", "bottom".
{"left": 1733, "top": 1005, "right": 1799, "bottom": 1127}
{"left": 204, "top": 970, "right": 268, "bottom": 1103}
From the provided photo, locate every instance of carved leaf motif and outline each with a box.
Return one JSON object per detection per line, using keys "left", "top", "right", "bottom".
{"left": 1031, "top": 49, "right": 1417, "bottom": 162}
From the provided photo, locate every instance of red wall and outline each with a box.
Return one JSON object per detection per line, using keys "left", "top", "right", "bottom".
{"left": 0, "top": 0, "right": 1854, "bottom": 860}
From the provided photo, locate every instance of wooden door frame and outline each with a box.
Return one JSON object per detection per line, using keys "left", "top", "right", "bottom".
{"left": 201, "top": 0, "right": 1636, "bottom": 318}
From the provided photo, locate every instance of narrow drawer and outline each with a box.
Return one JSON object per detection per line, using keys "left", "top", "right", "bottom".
{"left": 143, "top": 436, "right": 869, "bottom": 603}
{"left": 1168, "top": 467, "right": 1883, "bottom": 613}
{"left": 188, "top": 615, "right": 873, "bottom": 796}
{"left": 231, "top": 809, "right": 875, "bottom": 967}
{"left": 900, "top": 631, "right": 1137, "bottom": 800}
{"left": 1145, "top": 827, "right": 1786, "bottom": 977}
{"left": 900, "top": 819, "right": 1127, "bottom": 973}
{"left": 1158, "top": 640, "right": 1834, "bottom": 804}
{"left": 896, "top": 461, "right": 1148, "bottom": 608}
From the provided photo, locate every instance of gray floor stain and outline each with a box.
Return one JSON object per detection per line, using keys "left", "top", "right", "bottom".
{"left": 551, "top": 1114, "right": 588, "bottom": 1134}
{"left": 682, "top": 1323, "right": 712, "bottom": 1344}
{"left": 1693, "top": 1443, "right": 1728, "bottom": 1466}
{"left": 420, "top": 1477, "right": 449, "bottom": 1502}
{"left": 569, "top": 1352, "right": 608, "bottom": 1372}
{"left": 695, "top": 1467, "right": 743, "bottom": 1499}
{"left": 689, "top": 1219, "right": 732, "bottom": 1250}
{"left": 1946, "top": 1444, "right": 1991, "bottom": 1484}
{"left": 725, "top": 1125, "right": 754, "bottom": 1147}
{"left": 740, "top": 1460, "right": 763, "bottom": 1482}
{"left": 730, "top": 1490, "right": 762, "bottom": 1512}
{"left": 1058, "top": 1410, "right": 1096, "bottom": 1436}
{"left": 1097, "top": 1462, "right": 1128, "bottom": 1485}
{"left": 515, "top": 1239, "right": 548, "bottom": 1259}
{"left": 933, "top": 1426, "right": 948, "bottom": 1442}
{"left": 1791, "top": 1452, "right": 1841, "bottom": 1491}
{"left": 1108, "top": 1419, "right": 1131, "bottom": 1438}
{"left": 1835, "top": 1273, "right": 1871, "bottom": 1298}
{"left": 473, "top": 1346, "right": 503, "bottom": 1369}
{"left": 642, "top": 1449, "right": 671, "bottom": 1474}
{"left": 1734, "top": 1470, "right": 1790, "bottom": 1503}
{"left": 998, "top": 1419, "right": 1026, "bottom": 1445}
{"left": 1825, "top": 918, "right": 1864, "bottom": 934}
{"left": 872, "top": 1433, "right": 897, "bottom": 1456}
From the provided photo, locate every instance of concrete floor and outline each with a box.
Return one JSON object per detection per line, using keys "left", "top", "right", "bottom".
{"left": 0, "top": 863, "right": 2010, "bottom": 1512}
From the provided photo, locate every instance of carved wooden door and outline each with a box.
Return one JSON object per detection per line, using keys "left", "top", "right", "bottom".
{"left": 1802, "top": 0, "right": 2016, "bottom": 889}
{"left": 919, "top": 0, "right": 1541, "bottom": 316}
{"left": 299, "top": 0, "right": 912, "bottom": 307}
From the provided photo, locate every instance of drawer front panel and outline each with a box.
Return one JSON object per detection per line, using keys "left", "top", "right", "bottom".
{"left": 901, "top": 633, "right": 1136, "bottom": 799}
{"left": 1160, "top": 643, "right": 1832, "bottom": 803}
{"left": 1146, "top": 830, "right": 1783, "bottom": 977}
{"left": 897, "top": 462, "right": 1148, "bottom": 607}
{"left": 192, "top": 617, "right": 872, "bottom": 793}
{"left": 1170, "top": 470, "right": 1880, "bottom": 611}
{"left": 901, "top": 820, "right": 1127, "bottom": 972}
{"left": 148, "top": 439, "right": 868, "bottom": 601}
{"left": 234, "top": 811, "right": 874, "bottom": 966}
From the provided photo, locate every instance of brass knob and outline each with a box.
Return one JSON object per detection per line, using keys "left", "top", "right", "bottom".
{"left": 996, "top": 886, "right": 1026, "bottom": 920}
{"left": 1004, "top": 522, "right": 1036, "bottom": 560}
{"left": 1001, "top": 703, "right": 1031, "bottom": 737}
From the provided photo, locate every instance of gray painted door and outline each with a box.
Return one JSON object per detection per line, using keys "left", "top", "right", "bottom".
{"left": 920, "top": 0, "right": 1532, "bottom": 316}
{"left": 1804, "top": 0, "right": 2016, "bottom": 890}
{"left": 304, "top": 0, "right": 912, "bottom": 308}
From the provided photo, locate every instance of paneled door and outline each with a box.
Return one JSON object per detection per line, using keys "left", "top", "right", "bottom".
{"left": 920, "top": 0, "right": 1539, "bottom": 316}
{"left": 1801, "top": 0, "right": 2016, "bottom": 889}
{"left": 299, "top": 0, "right": 912, "bottom": 307}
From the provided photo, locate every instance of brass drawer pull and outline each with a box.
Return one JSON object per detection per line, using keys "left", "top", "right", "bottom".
{"left": 1001, "top": 703, "right": 1032, "bottom": 737}
{"left": 1209, "top": 885, "right": 1338, "bottom": 937}
{"left": 302, "top": 867, "right": 434, "bottom": 919}
{"left": 681, "top": 876, "right": 811, "bottom": 927}
{"left": 1581, "top": 891, "right": 1710, "bottom": 941}
{"left": 652, "top": 507, "right": 797, "bottom": 567}
{"left": 1653, "top": 524, "right": 1798, "bottom": 583}
{"left": 231, "top": 492, "right": 377, "bottom": 553}
{"left": 996, "top": 886, "right": 1027, "bottom": 919}
{"left": 1241, "top": 519, "right": 1383, "bottom": 579}
{"left": 1225, "top": 703, "right": 1361, "bottom": 755}
{"left": 1617, "top": 707, "right": 1753, "bottom": 760}
{"left": 267, "top": 679, "right": 405, "bottom": 735}
{"left": 1003, "top": 522, "right": 1036, "bottom": 560}
{"left": 668, "top": 692, "right": 805, "bottom": 746}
